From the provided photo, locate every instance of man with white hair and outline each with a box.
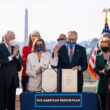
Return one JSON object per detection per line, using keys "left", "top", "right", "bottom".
{"left": 0, "top": 30, "right": 23, "bottom": 110}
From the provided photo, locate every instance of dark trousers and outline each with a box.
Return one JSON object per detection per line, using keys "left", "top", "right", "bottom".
{"left": 21, "top": 76, "right": 29, "bottom": 92}
{"left": 106, "top": 79, "right": 110, "bottom": 110}
{"left": 78, "top": 86, "right": 83, "bottom": 92}
{"left": 7, "top": 82, "right": 16, "bottom": 110}
{"left": 0, "top": 74, "right": 8, "bottom": 110}
{"left": 57, "top": 69, "right": 62, "bottom": 93}
{"left": 106, "top": 90, "right": 110, "bottom": 110}
{"left": 98, "top": 93, "right": 106, "bottom": 110}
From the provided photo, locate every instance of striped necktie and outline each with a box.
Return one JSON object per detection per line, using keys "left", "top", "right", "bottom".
{"left": 8, "top": 46, "right": 11, "bottom": 54}
{"left": 69, "top": 48, "right": 73, "bottom": 63}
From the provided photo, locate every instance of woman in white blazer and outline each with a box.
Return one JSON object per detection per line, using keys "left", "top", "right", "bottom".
{"left": 26, "top": 38, "right": 59, "bottom": 92}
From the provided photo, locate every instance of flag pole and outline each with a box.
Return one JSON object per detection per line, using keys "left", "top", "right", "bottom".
{"left": 103, "top": 8, "right": 110, "bottom": 28}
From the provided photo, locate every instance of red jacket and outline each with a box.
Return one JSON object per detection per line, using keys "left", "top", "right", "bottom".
{"left": 21, "top": 45, "right": 32, "bottom": 77}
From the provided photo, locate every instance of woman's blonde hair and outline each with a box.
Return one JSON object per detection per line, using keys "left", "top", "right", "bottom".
{"left": 32, "top": 39, "right": 46, "bottom": 53}
{"left": 99, "top": 36, "right": 110, "bottom": 49}
{"left": 27, "top": 31, "right": 41, "bottom": 47}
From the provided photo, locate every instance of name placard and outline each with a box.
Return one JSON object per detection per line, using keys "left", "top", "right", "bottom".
{"left": 35, "top": 94, "right": 82, "bottom": 107}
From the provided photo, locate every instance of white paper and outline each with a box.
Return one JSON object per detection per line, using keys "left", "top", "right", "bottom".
{"left": 42, "top": 69, "right": 57, "bottom": 92}
{"left": 62, "top": 69, "right": 77, "bottom": 92}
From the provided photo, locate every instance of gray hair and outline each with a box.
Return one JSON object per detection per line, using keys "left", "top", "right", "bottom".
{"left": 5, "top": 30, "right": 15, "bottom": 37}
{"left": 30, "top": 30, "right": 41, "bottom": 38}
{"left": 58, "top": 34, "right": 67, "bottom": 39}
{"left": 102, "top": 32, "right": 110, "bottom": 38}
{"left": 67, "top": 31, "right": 78, "bottom": 37}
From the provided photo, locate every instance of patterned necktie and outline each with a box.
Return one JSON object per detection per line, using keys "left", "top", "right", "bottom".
{"left": 8, "top": 46, "right": 11, "bottom": 54}
{"left": 69, "top": 48, "right": 73, "bottom": 63}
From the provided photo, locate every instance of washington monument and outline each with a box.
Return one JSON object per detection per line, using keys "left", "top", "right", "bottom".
{"left": 24, "top": 8, "right": 28, "bottom": 45}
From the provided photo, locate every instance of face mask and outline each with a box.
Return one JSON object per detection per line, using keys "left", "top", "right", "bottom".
{"left": 31, "top": 37, "right": 37, "bottom": 43}
{"left": 67, "top": 42, "right": 76, "bottom": 48}
{"left": 35, "top": 45, "right": 43, "bottom": 52}
{"left": 9, "top": 39, "right": 15, "bottom": 46}
{"left": 101, "top": 47, "right": 109, "bottom": 53}
{"left": 58, "top": 40, "right": 66, "bottom": 46}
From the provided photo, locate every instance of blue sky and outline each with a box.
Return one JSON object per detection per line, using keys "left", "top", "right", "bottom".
{"left": 0, "top": 0, "right": 110, "bottom": 42}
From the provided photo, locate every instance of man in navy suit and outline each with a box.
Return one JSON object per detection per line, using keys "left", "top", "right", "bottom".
{"left": 0, "top": 31, "right": 23, "bottom": 110}
{"left": 57, "top": 31, "right": 88, "bottom": 92}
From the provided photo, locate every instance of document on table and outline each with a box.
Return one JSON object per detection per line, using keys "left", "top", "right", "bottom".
{"left": 62, "top": 69, "right": 77, "bottom": 92}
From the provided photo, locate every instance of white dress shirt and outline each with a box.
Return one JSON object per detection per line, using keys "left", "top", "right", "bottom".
{"left": 26, "top": 52, "right": 58, "bottom": 92}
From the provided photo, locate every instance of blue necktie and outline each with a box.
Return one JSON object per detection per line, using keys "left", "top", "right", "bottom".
{"left": 11, "top": 46, "right": 14, "bottom": 55}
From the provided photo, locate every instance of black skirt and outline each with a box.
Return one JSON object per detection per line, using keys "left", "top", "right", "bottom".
{"left": 0, "top": 73, "right": 8, "bottom": 110}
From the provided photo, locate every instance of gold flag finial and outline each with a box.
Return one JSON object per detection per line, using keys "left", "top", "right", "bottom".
{"left": 103, "top": 8, "right": 110, "bottom": 18}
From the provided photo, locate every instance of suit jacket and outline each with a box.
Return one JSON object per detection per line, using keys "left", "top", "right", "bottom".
{"left": 58, "top": 44, "right": 88, "bottom": 89}
{"left": 94, "top": 52, "right": 110, "bottom": 93}
{"left": 0, "top": 43, "right": 23, "bottom": 88}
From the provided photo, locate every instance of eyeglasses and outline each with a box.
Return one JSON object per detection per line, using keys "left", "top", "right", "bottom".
{"left": 32, "top": 35, "right": 40, "bottom": 37}
{"left": 57, "top": 38, "right": 65, "bottom": 41}
{"left": 68, "top": 38, "right": 76, "bottom": 41}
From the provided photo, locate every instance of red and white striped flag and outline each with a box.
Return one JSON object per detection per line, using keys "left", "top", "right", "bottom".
{"left": 88, "top": 46, "right": 98, "bottom": 80}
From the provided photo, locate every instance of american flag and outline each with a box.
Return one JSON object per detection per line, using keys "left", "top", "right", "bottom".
{"left": 102, "top": 18, "right": 110, "bottom": 34}
{"left": 88, "top": 17, "right": 110, "bottom": 80}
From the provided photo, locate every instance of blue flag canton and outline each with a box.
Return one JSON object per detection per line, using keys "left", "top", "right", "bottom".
{"left": 102, "top": 23, "right": 110, "bottom": 34}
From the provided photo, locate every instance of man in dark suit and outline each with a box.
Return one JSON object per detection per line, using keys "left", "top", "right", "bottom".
{"left": 57, "top": 31, "right": 88, "bottom": 92}
{"left": 0, "top": 31, "right": 23, "bottom": 110}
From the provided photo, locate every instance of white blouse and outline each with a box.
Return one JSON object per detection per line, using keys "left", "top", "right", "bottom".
{"left": 26, "top": 52, "right": 58, "bottom": 92}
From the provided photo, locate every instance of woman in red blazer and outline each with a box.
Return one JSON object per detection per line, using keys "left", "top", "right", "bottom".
{"left": 21, "top": 30, "right": 41, "bottom": 92}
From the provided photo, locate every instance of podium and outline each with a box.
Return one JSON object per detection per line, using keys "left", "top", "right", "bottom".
{"left": 20, "top": 92, "right": 98, "bottom": 110}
